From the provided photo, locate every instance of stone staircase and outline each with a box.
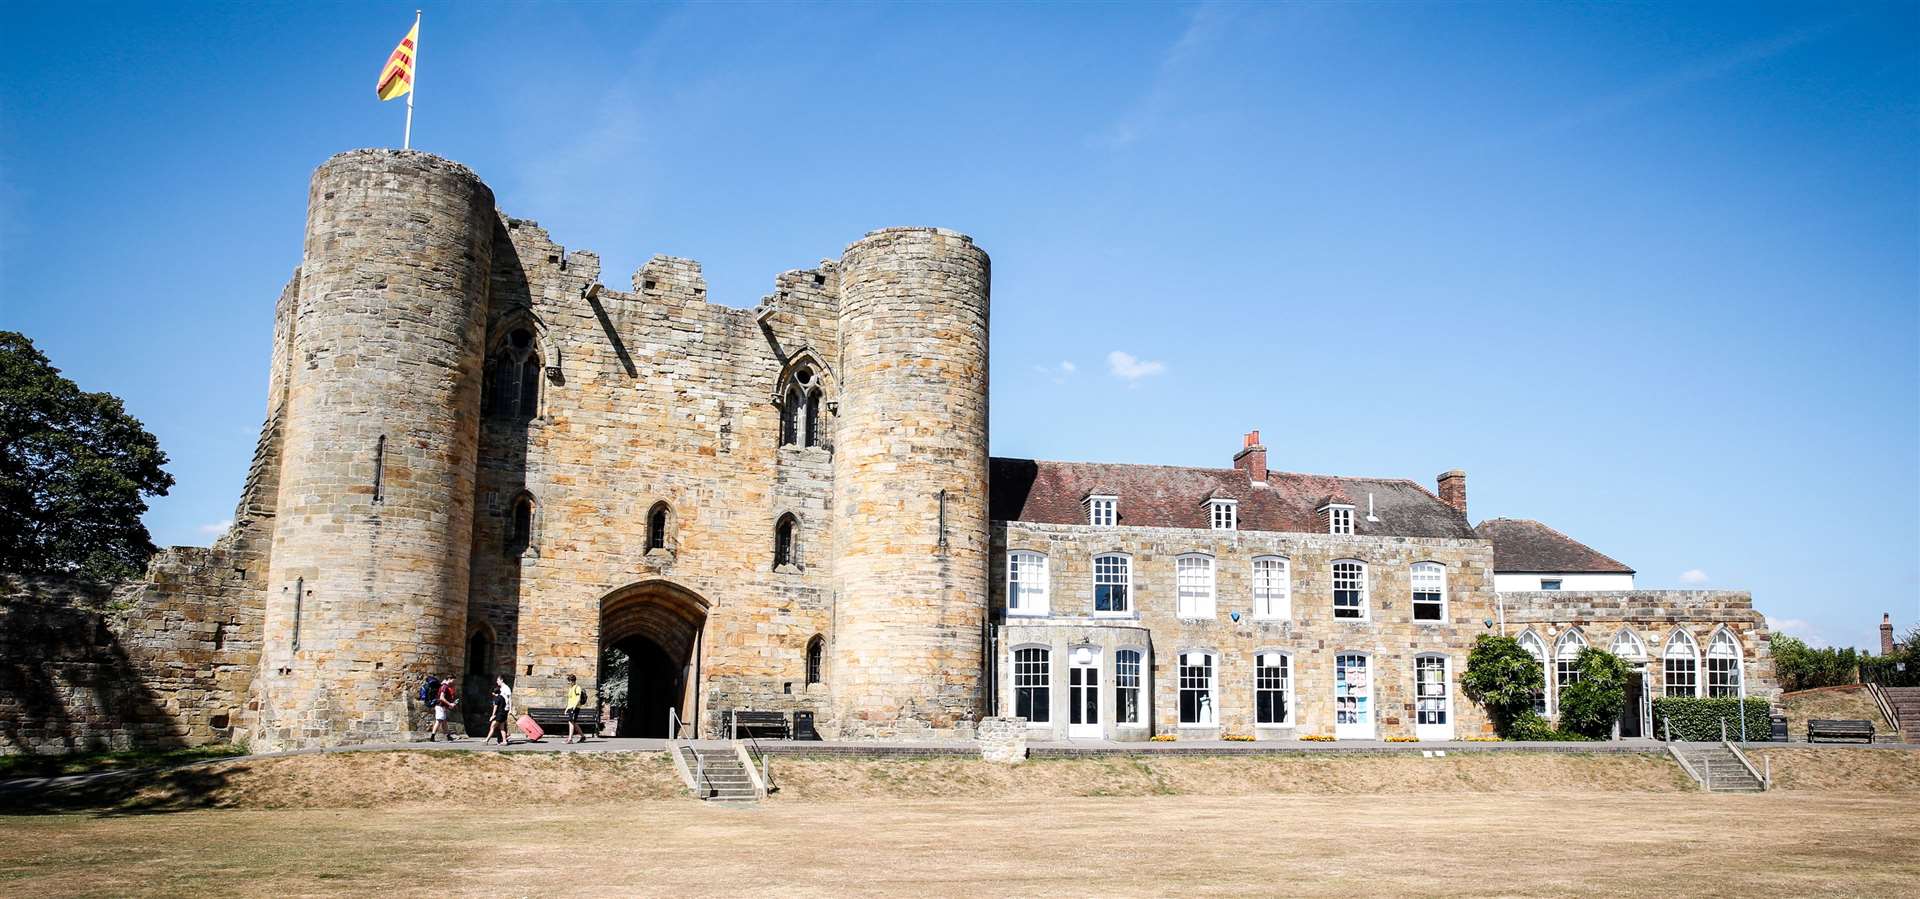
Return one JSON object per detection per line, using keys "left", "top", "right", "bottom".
{"left": 1885, "top": 687, "right": 1920, "bottom": 743}
{"left": 679, "top": 745, "right": 759, "bottom": 803}
{"left": 1673, "top": 743, "right": 1765, "bottom": 793}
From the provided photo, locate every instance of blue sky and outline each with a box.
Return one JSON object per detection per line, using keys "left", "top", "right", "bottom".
{"left": 2, "top": 2, "right": 1914, "bottom": 650}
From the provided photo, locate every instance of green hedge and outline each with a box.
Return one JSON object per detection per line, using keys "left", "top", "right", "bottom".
{"left": 1652, "top": 696, "right": 1770, "bottom": 741}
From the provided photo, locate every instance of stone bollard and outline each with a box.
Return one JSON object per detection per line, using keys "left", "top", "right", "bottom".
{"left": 978, "top": 716, "right": 1028, "bottom": 764}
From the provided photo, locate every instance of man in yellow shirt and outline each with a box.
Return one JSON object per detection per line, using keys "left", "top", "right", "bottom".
{"left": 564, "top": 674, "right": 588, "bottom": 744}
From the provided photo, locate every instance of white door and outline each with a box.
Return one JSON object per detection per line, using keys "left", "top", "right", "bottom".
{"left": 1069, "top": 651, "right": 1101, "bottom": 739}
{"left": 1335, "top": 653, "right": 1375, "bottom": 740}
{"left": 1414, "top": 655, "right": 1454, "bottom": 741}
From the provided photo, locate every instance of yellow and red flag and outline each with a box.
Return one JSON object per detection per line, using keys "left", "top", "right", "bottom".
{"left": 377, "top": 20, "right": 418, "bottom": 102}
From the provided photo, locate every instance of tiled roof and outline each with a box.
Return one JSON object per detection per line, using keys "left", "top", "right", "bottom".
{"left": 1472, "top": 518, "right": 1635, "bottom": 574}
{"left": 989, "top": 458, "right": 1476, "bottom": 539}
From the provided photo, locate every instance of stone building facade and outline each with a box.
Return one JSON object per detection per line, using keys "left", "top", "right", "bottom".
{"left": 0, "top": 148, "right": 1781, "bottom": 753}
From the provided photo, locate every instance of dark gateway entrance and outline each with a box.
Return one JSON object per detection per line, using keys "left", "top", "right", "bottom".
{"left": 599, "top": 580, "right": 707, "bottom": 738}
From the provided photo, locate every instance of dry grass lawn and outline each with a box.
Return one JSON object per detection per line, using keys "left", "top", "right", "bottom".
{"left": 1776, "top": 685, "right": 1895, "bottom": 734}
{"left": 1, "top": 792, "right": 1915, "bottom": 898}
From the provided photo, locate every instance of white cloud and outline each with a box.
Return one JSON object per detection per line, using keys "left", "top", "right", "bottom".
{"left": 197, "top": 520, "right": 232, "bottom": 536}
{"left": 1032, "top": 360, "right": 1078, "bottom": 384}
{"left": 1767, "top": 616, "right": 1828, "bottom": 648}
{"left": 1107, "top": 351, "right": 1166, "bottom": 383}
{"left": 1678, "top": 569, "right": 1709, "bottom": 584}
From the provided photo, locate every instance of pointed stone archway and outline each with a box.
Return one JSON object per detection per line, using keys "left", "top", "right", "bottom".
{"left": 599, "top": 580, "right": 708, "bottom": 738}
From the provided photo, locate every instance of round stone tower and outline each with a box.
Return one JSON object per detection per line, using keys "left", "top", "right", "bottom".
{"left": 253, "top": 149, "right": 495, "bottom": 751}
{"left": 829, "top": 227, "right": 991, "bottom": 737}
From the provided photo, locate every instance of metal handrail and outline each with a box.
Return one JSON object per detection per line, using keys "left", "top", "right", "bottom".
{"left": 1722, "top": 740, "right": 1768, "bottom": 790}
{"left": 1865, "top": 682, "right": 1899, "bottom": 735}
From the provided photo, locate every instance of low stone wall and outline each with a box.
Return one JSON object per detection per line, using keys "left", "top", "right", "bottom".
{"left": 978, "top": 715, "right": 1027, "bottom": 763}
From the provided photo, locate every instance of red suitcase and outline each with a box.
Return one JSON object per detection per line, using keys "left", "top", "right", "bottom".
{"left": 518, "top": 714, "right": 544, "bottom": 742}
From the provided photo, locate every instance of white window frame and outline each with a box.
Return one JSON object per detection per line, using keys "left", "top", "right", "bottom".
{"left": 1210, "top": 499, "right": 1237, "bottom": 531}
{"left": 1254, "top": 650, "right": 1293, "bottom": 727}
{"left": 1092, "top": 552, "right": 1132, "bottom": 617}
{"left": 1540, "top": 578, "right": 1563, "bottom": 591}
{"left": 1663, "top": 630, "right": 1700, "bottom": 698}
{"left": 1331, "top": 559, "right": 1368, "bottom": 620}
{"left": 1012, "top": 644, "right": 1052, "bottom": 725}
{"left": 1327, "top": 505, "right": 1355, "bottom": 535}
{"left": 1414, "top": 653, "right": 1452, "bottom": 739}
{"left": 1087, "top": 495, "right": 1117, "bottom": 527}
{"left": 1334, "top": 651, "right": 1374, "bottom": 739}
{"left": 1411, "top": 561, "right": 1446, "bottom": 623}
{"left": 1610, "top": 628, "right": 1646, "bottom": 662}
{"left": 1517, "top": 630, "right": 1548, "bottom": 715}
{"left": 1706, "top": 629, "right": 1743, "bottom": 698}
{"left": 1115, "top": 647, "right": 1145, "bottom": 726}
{"left": 1178, "top": 650, "right": 1218, "bottom": 727}
{"left": 1176, "top": 553, "right": 1216, "bottom": 620}
{"left": 1005, "top": 551, "right": 1050, "bottom": 617}
{"left": 1554, "top": 628, "right": 1588, "bottom": 715}
{"left": 1252, "top": 556, "right": 1290, "bottom": 620}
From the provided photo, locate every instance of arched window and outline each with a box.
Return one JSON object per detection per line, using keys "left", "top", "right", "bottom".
{"left": 1664, "top": 630, "right": 1700, "bottom": 698}
{"left": 1411, "top": 562, "right": 1445, "bottom": 621}
{"left": 1415, "top": 653, "right": 1451, "bottom": 738}
{"left": 1610, "top": 628, "right": 1646, "bottom": 662}
{"left": 773, "top": 514, "right": 799, "bottom": 569}
{"left": 488, "top": 328, "right": 542, "bottom": 420}
{"left": 646, "top": 502, "right": 671, "bottom": 552}
{"left": 1115, "top": 647, "right": 1144, "bottom": 725}
{"left": 1179, "top": 650, "right": 1218, "bottom": 726}
{"left": 1013, "top": 645, "right": 1051, "bottom": 723}
{"left": 805, "top": 635, "right": 824, "bottom": 685}
{"left": 466, "top": 627, "right": 493, "bottom": 677}
{"left": 1092, "top": 553, "right": 1131, "bottom": 615}
{"left": 1332, "top": 560, "right": 1367, "bottom": 619}
{"left": 1554, "top": 629, "right": 1588, "bottom": 713}
{"left": 1252, "top": 556, "right": 1290, "bottom": 620}
{"left": 779, "top": 365, "right": 827, "bottom": 449}
{"left": 506, "top": 493, "right": 534, "bottom": 556}
{"left": 1706, "top": 629, "right": 1743, "bottom": 698}
{"left": 1516, "top": 630, "right": 1548, "bottom": 714}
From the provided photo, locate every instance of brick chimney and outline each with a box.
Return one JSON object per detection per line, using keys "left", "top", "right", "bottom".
{"left": 1437, "top": 470, "right": 1467, "bottom": 516}
{"left": 1233, "top": 430, "right": 1267, "bottom": 483}
{"left": 1883, "top": 613, "right": 1897, "bottom": 656}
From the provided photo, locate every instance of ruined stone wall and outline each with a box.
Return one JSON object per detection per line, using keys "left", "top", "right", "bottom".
{"left": 991, "top": 522, "right": 1500, "bottom": 740}
{"left": 1503, "top": 589, "right": 1779, "bottom": 702}
{"left": 466, "top": 217, "right": 845, "bottom": 738}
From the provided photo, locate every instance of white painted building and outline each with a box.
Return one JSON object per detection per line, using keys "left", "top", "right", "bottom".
{"left": 1474, "top": 518, "right": 1636, "bottom": 592}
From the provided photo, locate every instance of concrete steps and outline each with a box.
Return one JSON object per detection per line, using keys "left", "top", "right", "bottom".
{"left": 680, "top": 745, "right": 759, "bottom": 802}
{"left": 1885, "top": 687, "right": 1920, "bottom": 743}
{"left": 1676, "top": 744, "right": 1764, "bottom": 793}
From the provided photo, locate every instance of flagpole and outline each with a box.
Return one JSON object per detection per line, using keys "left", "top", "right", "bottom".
{"left": 403, "top": 10, "right": 420, "bottom": 149}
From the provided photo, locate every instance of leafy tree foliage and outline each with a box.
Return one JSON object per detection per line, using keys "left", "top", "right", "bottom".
{"left": 1769, "top": 634, "right": 1862, "bottom": 691}
{"left": 1461, "top": 634, "right": 1543, "bottom": 737}
{"left": 0, "top": 331, "right": 173, "bottom": 583}
{"left": 1556, "top": 647, "right": 1630, "bottom": 739}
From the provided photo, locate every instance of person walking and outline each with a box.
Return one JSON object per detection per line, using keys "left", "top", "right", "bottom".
{"left": 437, "top": 675, "right": 461, "bottom": 742}
{"left": 564, "top": 674, "right": 587, "bottom": 744}
{"left": 421, "top": 673, "right": 443, "bottom": 741}
{"left": 484, "top": 682, "right": 512, "bottom": 746}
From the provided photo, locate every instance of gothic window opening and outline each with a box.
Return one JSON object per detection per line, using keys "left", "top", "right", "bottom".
{"left": 804, "top": 388, "right": 822, "bottom": 447}
{"left": 806, "top": 635, "right": 824, "bottom": 685}
{"left": 647, "top": 502, "right": 671, "bottom": 552}
{"left": 489, "top": 328, "right": 543, "bottom": 420}
{"left": 507, "top": 493, "right": 533, "bottom": 556}
{"left": 774, "top": 514, "right": 799, "bottom": 569}
{"left": 467, "top": 628, "right": 493, "bottom": 677}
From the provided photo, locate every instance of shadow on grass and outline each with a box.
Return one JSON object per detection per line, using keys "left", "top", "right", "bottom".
{"left": 0, "top": 760, "right": 247, "bottom": 817}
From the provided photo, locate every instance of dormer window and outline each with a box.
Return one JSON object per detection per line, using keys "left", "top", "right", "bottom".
{"left": 1327, "top": 505, "right": 1354, "bottom": 535}
{"left": 1209, "top": 499, "right": 1237, "bottom": 531}
{"left": 1086, "top": 495, "right": 1117, "bottom": 527}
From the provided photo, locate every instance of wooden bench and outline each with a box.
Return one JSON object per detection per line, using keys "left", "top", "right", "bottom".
{"left": 527, "top": 707, "right": 603, "bottom": 737}
{"left": 1806, "top": 718, "right": 1874, "bottom": 743}
{"left": 730, "top": 710, "right": 789, "bottom": 740}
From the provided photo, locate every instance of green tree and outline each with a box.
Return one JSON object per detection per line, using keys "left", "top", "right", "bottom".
{"left": 1556, "top": 647, "right": 1630, "bottom": 738}
{"left": 1461, "top": 634, "right": 1543, "bottom": 737}
{"left": 1770, "top": 634, "right": 1861, "bottom": 691}
{"left": 0, "top": 331, "right": 173, "bottom": 583}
